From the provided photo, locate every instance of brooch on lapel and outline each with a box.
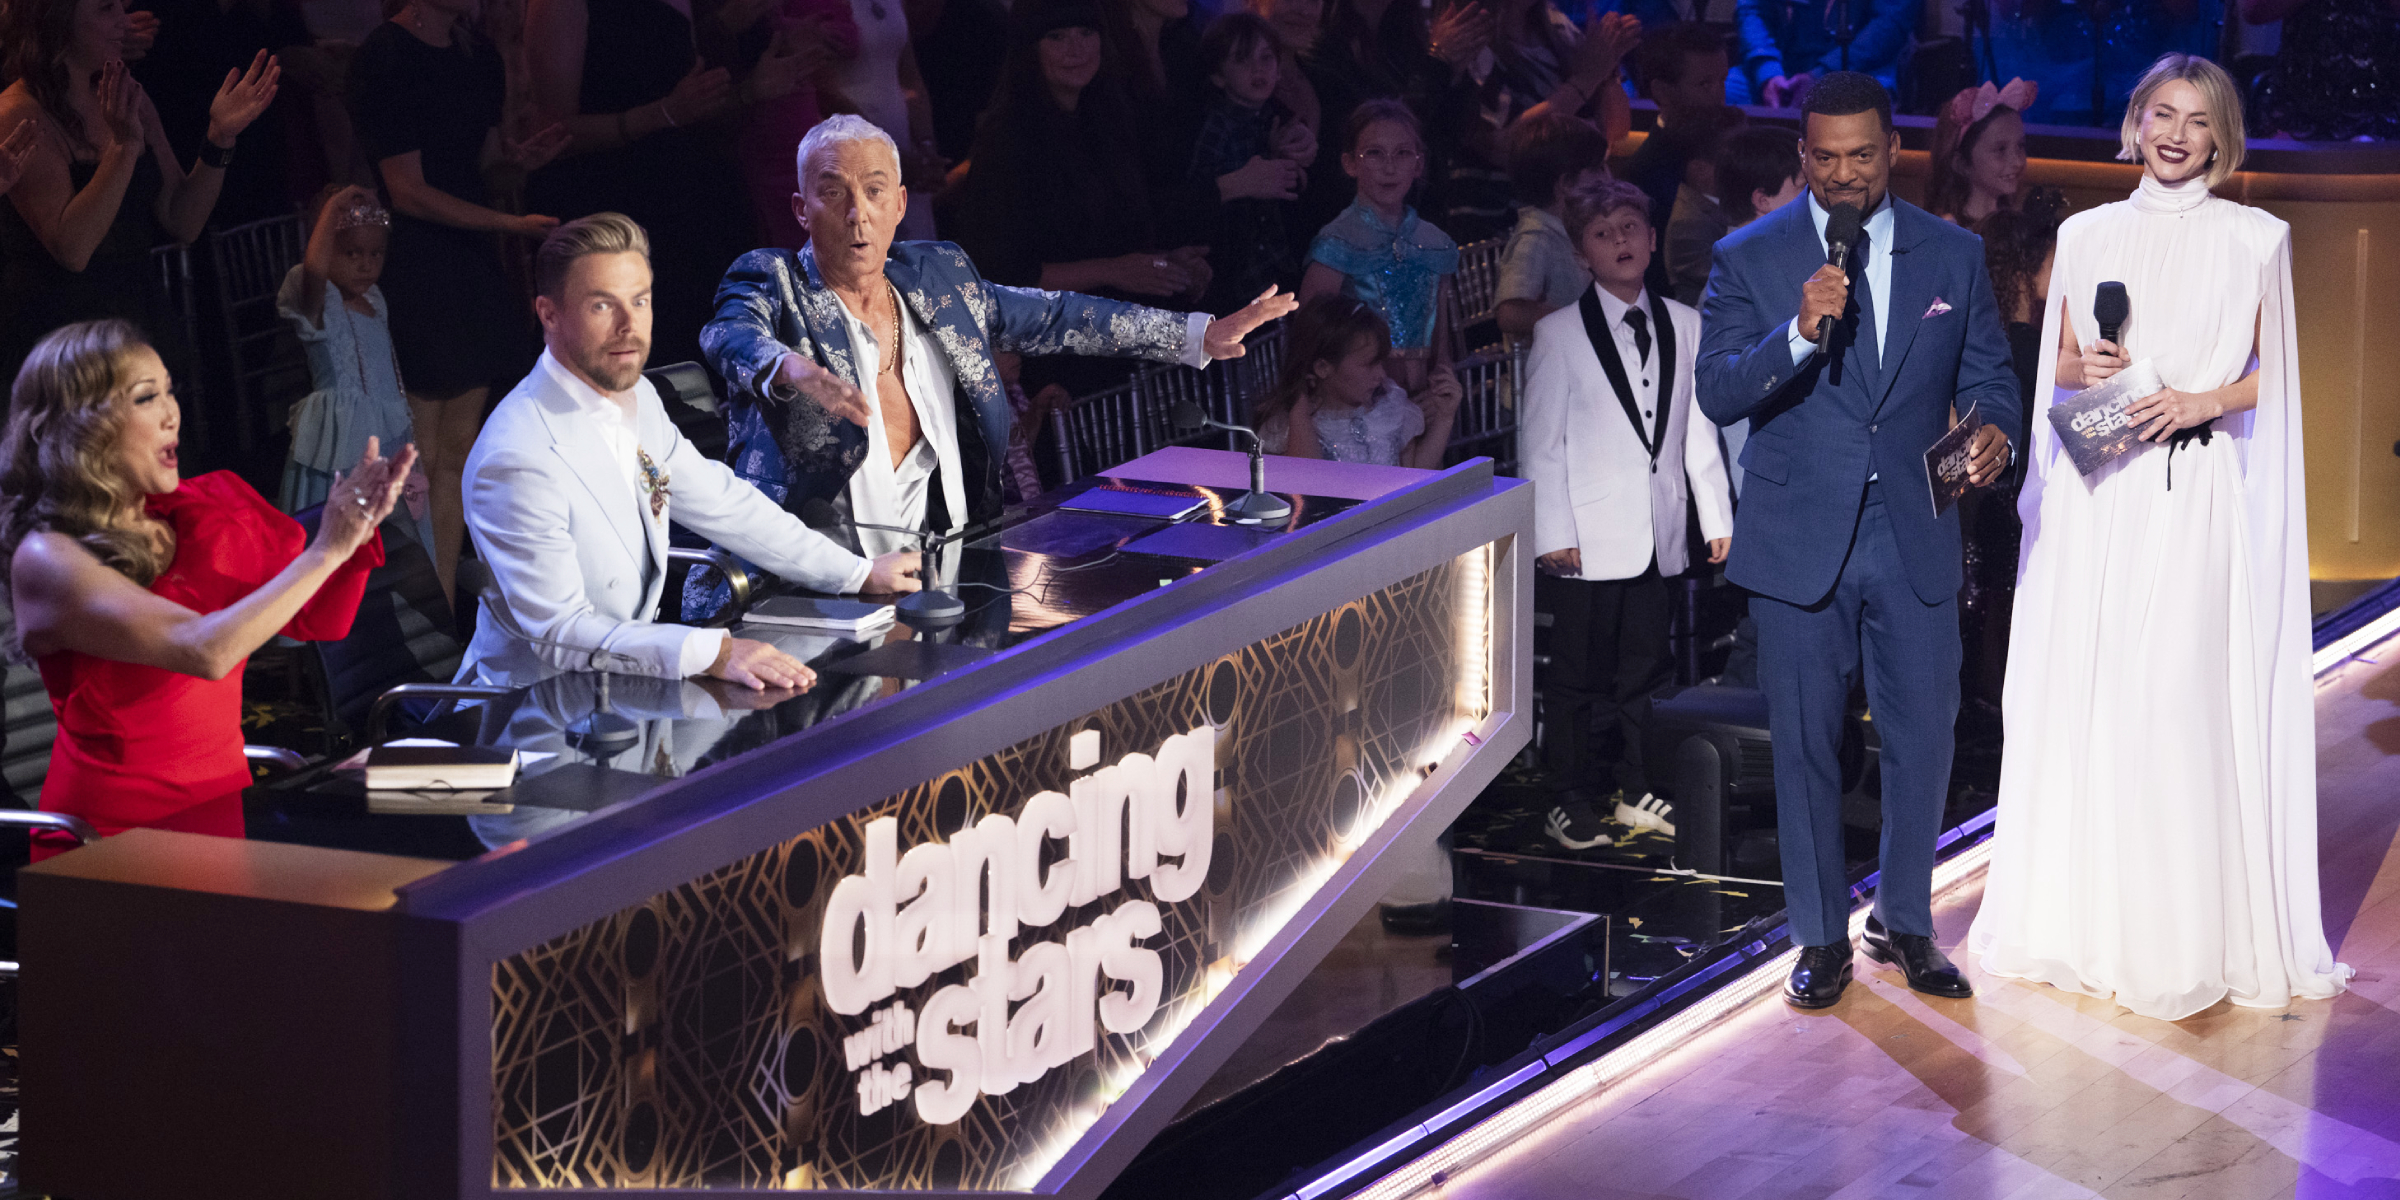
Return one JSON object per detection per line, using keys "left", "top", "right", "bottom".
{"left": 637, "top": 448, "right": 670, "bottom": 520}
{"left": 1923, "top": 297, "right": 1954, "bottom": 318}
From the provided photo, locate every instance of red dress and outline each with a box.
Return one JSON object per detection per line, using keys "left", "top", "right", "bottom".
{"left": 33, "top": 472, "right": 383, "bottom": 852}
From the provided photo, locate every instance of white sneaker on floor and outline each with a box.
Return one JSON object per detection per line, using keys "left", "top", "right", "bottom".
{"left": 1615, "top": 792, "right": 1676, "bottom": 837}
{"left": 1545, "top": 801, "right": 1614, "bottom": 850}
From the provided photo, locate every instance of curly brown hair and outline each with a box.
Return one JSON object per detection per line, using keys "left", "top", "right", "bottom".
{"left": 1975, "top": 190, "right": 2065, "bottom": 325}
{"left": 2, "top": 0, "right": 95, "bottom": 151}
{"left": 0, "top": 320, "right": 170, "bottom": 593}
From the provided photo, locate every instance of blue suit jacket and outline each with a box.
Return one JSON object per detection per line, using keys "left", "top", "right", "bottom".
{"left": 701, "top": 240, "right": 1193, "bottom": 526}
{"left": 1695, "top": 196, "right": 2020, "bottom": 607}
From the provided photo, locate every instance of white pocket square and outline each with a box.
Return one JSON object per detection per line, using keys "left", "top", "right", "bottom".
{"left": 1924, "top": 297, "right": 1954, "bottom": 318}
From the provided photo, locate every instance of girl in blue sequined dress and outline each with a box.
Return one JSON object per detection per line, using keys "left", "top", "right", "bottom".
{"left": 1299, "top": 99, "right": 1459, "bottom": 400}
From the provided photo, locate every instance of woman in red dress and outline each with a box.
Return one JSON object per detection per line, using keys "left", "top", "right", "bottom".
{"left": 0, "top": 319, "right": 412, "bottom": 852}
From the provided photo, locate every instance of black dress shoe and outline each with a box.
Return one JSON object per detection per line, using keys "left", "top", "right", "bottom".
{"left": 1784, "top": 942, "right": 1854, "bottom": 1009}
{"left": 1862, "top": 915, "right": 1974, "bottom": 999}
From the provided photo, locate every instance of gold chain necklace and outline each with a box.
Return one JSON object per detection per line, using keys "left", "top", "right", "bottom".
{"left": 880, "top": 279, "right": 902, "bottom": 378}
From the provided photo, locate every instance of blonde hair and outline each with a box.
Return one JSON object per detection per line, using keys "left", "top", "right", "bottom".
{"left": 534, "top": 212, "right": 652, "bottom": 300}
{"left": 2117, "top": 53, "right": 2245, "bottom": 188}
{"left": 0, "top": 320, "right": 170, "bottom": 590}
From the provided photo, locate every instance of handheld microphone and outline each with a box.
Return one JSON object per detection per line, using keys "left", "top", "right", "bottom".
{"left": 1813, "top": 201, "right": 1865, "bottom": 356}
{"left": 1169, "top": 398, "right": 1294, "bottom": 524}
{"left": 2094, "top": 282, "right": 2129, "bottom": 349}
{"left": 798, "top": 498, "right": 966, "bottom": 626}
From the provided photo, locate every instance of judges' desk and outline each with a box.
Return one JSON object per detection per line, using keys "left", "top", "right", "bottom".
{"left": 20, "top": 449, "right": 1531, "bottom": 1200}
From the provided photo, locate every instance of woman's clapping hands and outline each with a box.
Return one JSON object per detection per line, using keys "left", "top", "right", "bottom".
{"left": 0, "top": 121, "right": 35, "bottom": 197}
{"left": 97, "top": 60, "right": 144, "bottom": 151}
{"left": 316, "top": 437, "right": 420, "bottom": 559}
{"left": 205, "top": 50, "right": 281, "bottom": 150}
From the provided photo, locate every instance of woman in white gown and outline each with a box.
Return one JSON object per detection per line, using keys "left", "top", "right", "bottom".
{"left": 1967, "top": 54, "right": 2351, "bottom": 1021}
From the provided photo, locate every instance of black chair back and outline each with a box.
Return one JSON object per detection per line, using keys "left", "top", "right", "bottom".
{"left": 0, "top": 601, "right": 54, "bottom": 812}
{"left": 292, "top": 508, "right": 465, "bottom": 747}
{"left": 645, "top": 361, "right": 728, "bottom": 462}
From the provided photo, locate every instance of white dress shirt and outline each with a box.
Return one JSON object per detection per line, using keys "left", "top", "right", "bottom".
{"left": 831, "top": 290, "right": 962, "bottom": 558}
{"left": 537, "top": 351, "right": 730, "bottom": 677}
{"left": 1784, "top": 190, "right": 1896, "bottom": 363}
{"left": 1593, "top": 284, "right": 1663, "bottom": 426}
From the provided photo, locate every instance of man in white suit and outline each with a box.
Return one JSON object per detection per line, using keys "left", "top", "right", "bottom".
{"left": 459, "top": 213, "right": 920, "bottom": 691}
{"left": 1521, "top": 177, "right": 1734, "bottom": 851}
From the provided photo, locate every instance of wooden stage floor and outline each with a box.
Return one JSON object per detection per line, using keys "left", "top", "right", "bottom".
{"left": 1416, "top": 651, "right": 2400, "bottom": 1200}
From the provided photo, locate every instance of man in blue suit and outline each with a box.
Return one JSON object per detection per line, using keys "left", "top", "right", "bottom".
{"left": 1696, "top": 74, "right": 2018, "bottom": 1009}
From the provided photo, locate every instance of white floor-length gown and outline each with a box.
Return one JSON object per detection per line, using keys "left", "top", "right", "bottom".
{"left": 1966, "top": 173, "right": 2351, "bottom": 1020}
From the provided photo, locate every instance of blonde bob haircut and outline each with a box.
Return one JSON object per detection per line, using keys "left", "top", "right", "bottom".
{"left": 2116, "top": 53, "right": 2246, "bottom": 188}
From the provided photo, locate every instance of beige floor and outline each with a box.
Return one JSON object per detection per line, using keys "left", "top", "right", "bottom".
{"left": 1424, "top": 652, "right": 2400, "bottom": 1200}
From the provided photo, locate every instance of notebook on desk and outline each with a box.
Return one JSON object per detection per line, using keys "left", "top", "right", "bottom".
{"left": 1058, "top": 483, "right": 1210, "bottom": 521}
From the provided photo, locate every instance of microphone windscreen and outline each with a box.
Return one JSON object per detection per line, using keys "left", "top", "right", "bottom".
{"left": 1170, "top": 398, "right": 1207, "bottom": 435}
{"left": 2094, "top": 282, "right": 2129, "bottom": 332}
{"left": 799, "top": 498, "right": 842, "bottom": 530}
{"left": 1823, "top": 202, "right": 1865, "bottom": 255}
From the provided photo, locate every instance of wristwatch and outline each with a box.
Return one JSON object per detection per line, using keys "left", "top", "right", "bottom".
{"left": 197, "top": 138, "right": 235, "bottom": 171}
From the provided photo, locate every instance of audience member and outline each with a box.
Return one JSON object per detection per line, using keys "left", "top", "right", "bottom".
{"left": 1297, "top": 0, "right": 1486, "bottom": 237}
{"left": 129, "top": 0, "right": 316, "bottom": 221}
{"left": 1257, "top": 292, "right": 1460, "bottom": 466}
{"left": 1493, "top": 110, "right": 1610, "bottom": 338}
{"left": 1521, "top": 175, "right": 1728, "bottom": 848}
{"left": 1189, "top": 13, "right": 1314, "bottom": 314}
{"left": 1, "top": 319, "right": 408, "bottom": 853}
{"left": 523, "top": 0, "right": 823, "bottom": 369}
{"left": 1979, "top": 0, "right": 2212, "bottom": 126}
{"left": 695, "top": 117, "right": 1294, "bottom": 617}
{"left": 812, "top": 0, "right": 945, "bottom": 237}
{"left": 459, "top": 212, "right": 923, "bottom": 689}
{"left": 1109, "top": 0, "right": 1244, "bottom": 257}
{"left": 1662, "top": 118, "right": 1739, "bottom": 305}
{"left": 1926, "top": 79, "right": 2035, "bottom": 224}
{"left": 1301, "top": 100, "right": 1459, "bottom": 396}
{"left": 0, "top": 0, "right": 280, "bottom": 382}
{"left": 1248, "top": 0, "right": 1337, "bottom": 253}
{"left": 1728, "top": 0, "right": 1917, "bottom": 106}
{"left": 1956, "top": 191, "right": 2059, "bottom": 724}
{"left": 946, "top": 0, "right": 1214, "bottom": 355}
{"left": 1621, "top": 23, "right": 1735, "bottom": 293}
{"left": 728, "top": 0, "right": 860, "bottom": 249}
{"left": 1106, "top": 0, "right": 1209, "bottom": 103}
{"left": 350, "top": 0, "right": 565, "bottom": 605}
{"left": 1438, "top": 6, "right": 1636, "bottom": 241}
{"left": 2249, "top": 0, "right": 2400, "bottom": 140}
{"left": 914, "top": 0, "right": 1012, "bottom": 160}
{"left": 1698, "top": 123, "right": 1800, "bottom": 496}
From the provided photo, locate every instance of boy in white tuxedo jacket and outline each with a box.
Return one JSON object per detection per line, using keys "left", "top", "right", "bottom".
{"left": 1521, "top": 178, "right": 1734, "bottom": 850}
{"left": 459, "top": 215, "right": 919, "bottom": 691}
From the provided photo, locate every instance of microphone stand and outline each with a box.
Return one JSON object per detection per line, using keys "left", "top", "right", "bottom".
{"left": 805, "top": 506, "right": 968, "bottom": 627}
{"left": 569, "top": 670, "right": 641, "bottom": 756}
{"left": 1172, "top": 402, "right": 1293, "bottom": 524}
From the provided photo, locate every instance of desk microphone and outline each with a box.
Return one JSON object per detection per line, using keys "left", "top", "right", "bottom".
{"left": 2094, "top": 282, "right": 2129, "bottom": 349}
{"left": 799, "top": 499, "right": 966, "bottom": 626}
{"left": 1813, "top": 201, "right": 1865, "bottom": 356}
{"left": 1168, "top": 398, "right": 1294, "bottom": 524}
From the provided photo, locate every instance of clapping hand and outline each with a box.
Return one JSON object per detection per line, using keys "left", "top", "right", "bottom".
{"left": 1574, "top": 11, "right": 1641, "bottom": 82}
{"left": 664, "top": 62, "right": 736, "bottom": 124}
{"left": 1167, "top": 245, "right": 1212, "bottom": 301}
{"left": 1416, "top": 365, "right": 1463, "bottom": 416}
{"left": 205, "top": 50, "right": 281, "bottom": 149}
{"left": 1204, "top": 286, "right": 1302, "bottom": 359}
{"left": 2124, "top": 386, "right": 2222, "bottom": 442}
{"left": 1429, "top": 1, "right": 1493, "bottom": 68}
{"left": 0, "top": 121, "right": 35, "bottom": 197}
{"left": 97, "top": 60, "right": 144, "bottom": 151}
{"left": 123, "top": 9, "right": 160, "bottom": 61}
{"left": 317, "top": 437, "right": 418, "bottom": 558}
{"left": 770, "top": 351, "right": 874, "bottom": 426}
{"left": 747, "top": 23, "right": 836, "bottom": 105}
{"left": 1762, "top": 72, "right": 1813, "bottom": 109}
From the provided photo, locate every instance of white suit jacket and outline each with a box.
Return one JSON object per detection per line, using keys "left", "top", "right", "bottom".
{"left": 458, "top": 352, "right": 871, "bottom": 685}
{"left": 1522, "top": 288, "right": 1734, "bottom": 580}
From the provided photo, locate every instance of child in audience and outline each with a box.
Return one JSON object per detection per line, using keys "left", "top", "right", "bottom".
{"left": 1256, "top": 292, "right": 1460, "bottom": 469}
{"left": 278, "top": 185, "right": 429, "bottom": 544}
{"left": 1189, "top": 12, "right": 1317, "bottom": 315}
{"left": 1300, "top": 99, "right": 1458, "bottom": 399}
{"left": 1494, "top": 111, "right": 1614, "bottom": 340}
{"left": 1520, "top": 176, "right": 1731, "bottom": 849}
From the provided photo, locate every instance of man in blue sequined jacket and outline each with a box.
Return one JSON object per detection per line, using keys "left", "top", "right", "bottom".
{"left": 694, "top": 115, "right": 1295, "bottom": 618}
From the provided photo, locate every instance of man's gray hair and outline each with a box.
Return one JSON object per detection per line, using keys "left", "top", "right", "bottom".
{"left": 795, "top": 115, "right": 901, "bottom": 188}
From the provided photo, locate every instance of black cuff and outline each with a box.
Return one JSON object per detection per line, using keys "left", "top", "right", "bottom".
{"left": 196, "top": 139, "right": 235, "bottom": 171}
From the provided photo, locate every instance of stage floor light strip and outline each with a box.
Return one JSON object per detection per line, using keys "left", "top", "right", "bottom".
{"left": 1308, "top": 840, "right": 1996, "bottom": 1200}
{"left": 2314, "top": 601, "right": 2400, "bottom": 674}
